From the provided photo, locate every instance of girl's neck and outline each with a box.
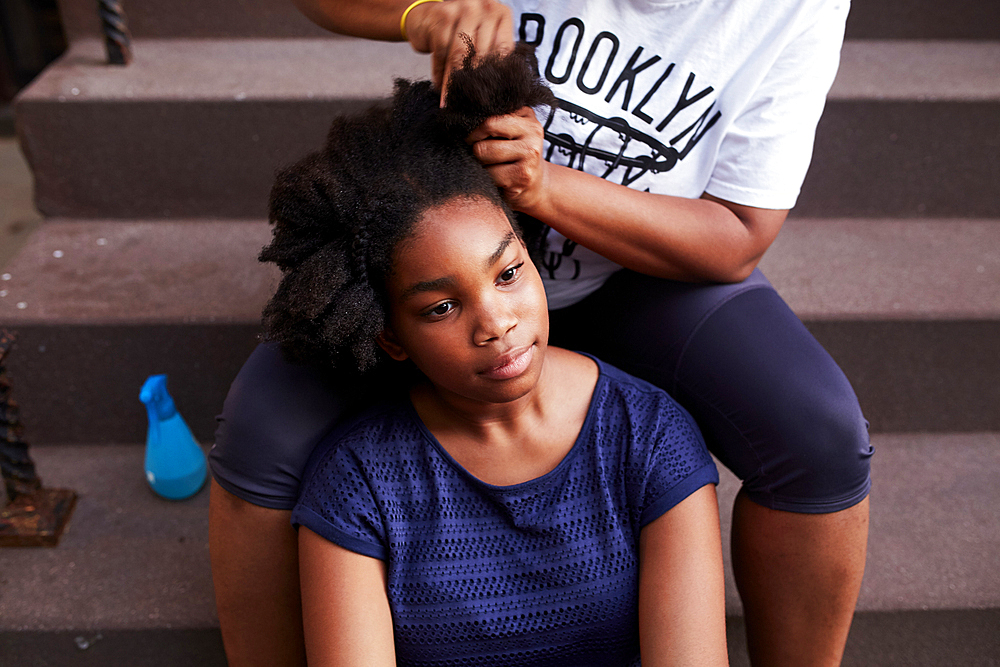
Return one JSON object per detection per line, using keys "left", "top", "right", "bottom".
{"left": 411, "top": 357, "right": 555, "bottom": 435}
{"left": 409, "top": 348, "right": 599, "bottom": 486}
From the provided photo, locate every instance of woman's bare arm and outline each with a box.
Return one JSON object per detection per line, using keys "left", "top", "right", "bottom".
{"left": 299, "top": 527, "right": 396, "bottom": 666}
{"left": 469, "top": 108, "right": 787, "bottom": 283}
{"left": 638, "top": 484, "right": 729, "bottom": 666}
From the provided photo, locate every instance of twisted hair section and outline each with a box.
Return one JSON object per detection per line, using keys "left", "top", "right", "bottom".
{"left": 260, "top": 45, "right": 556, "bottom": 374}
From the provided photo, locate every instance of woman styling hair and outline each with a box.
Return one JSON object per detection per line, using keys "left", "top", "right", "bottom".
{"left": 212, "top": 0, "right": 874, "bottom": 664}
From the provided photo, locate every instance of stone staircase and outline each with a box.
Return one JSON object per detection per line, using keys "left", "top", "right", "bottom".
{"left": 1, "top": 0, "right": 998, "bottom": 664}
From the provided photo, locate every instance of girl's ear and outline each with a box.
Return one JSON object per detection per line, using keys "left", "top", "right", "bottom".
{"left": 376, "top": 328, "right": 408, "bottom": 361}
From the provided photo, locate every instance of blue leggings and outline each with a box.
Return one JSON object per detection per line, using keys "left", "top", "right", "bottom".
{"left": 209, "top": 268, "right": 872, "bottom": 512}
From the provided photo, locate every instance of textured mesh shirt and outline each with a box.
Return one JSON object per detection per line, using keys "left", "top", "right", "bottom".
{"left": 292, "top": 358, "right": 719, "bottom": 666}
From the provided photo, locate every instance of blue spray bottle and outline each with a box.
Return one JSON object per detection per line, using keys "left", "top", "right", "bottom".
{"left": 140, "top": 374, "right": 207, "bottom": 500}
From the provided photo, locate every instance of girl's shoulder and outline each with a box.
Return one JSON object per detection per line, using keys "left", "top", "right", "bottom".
{"left": 545, "top": 347, "right": 691, "bottom": 428}
{"left": 300, "top": 398, "right": 423, "bottom": 481}
{"left": 543, "top": 346, "right": 601, "bottom": 390}
{"left": 577, "top": 357, "right": 718, "bottom": 525}
{"left": 582, "top": 354, "right": 702, "bottom": 437}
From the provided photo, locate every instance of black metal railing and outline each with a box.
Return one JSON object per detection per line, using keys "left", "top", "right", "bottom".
{"left": 97, "top": 0, "right": 132, "bottom": 65}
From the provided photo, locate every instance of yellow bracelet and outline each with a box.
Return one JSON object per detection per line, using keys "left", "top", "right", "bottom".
{"left": 400, "top": 0, "right": 443, "bottom": 41}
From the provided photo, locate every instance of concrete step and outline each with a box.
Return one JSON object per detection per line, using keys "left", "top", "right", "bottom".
{"left": 0, "top": 137, "right": 43, "bottom": 271}
{"left": 0, "top": 217, "right": 997, "bottom": 444}
{"left": 14, "top": 38, "right": 426, "bottom": 220}
{"left": 2, "top": 434, "right": 997, "bottom": 651}
{"left": 761, "top": 217, "right": 1000, "bottom": 433}
{"left": 801, "top": 42, "right": 1000, "bottom": 218}
{"left": 54, "top": 0, "right": 1000, "bottom": 42}
{"left": 0, "top": 628, "right": 228, "bottom": 666}
{"left": 4, "top": 610, "right": 1000, "bottom": 667}
{"left": 15, "top": 39, "right": 1000, "bottom": 219}
{"left": 59, "top": 0, "right": 334, "bottom": 41}
{"left": 844, "top": 0, "right": 1000, "bottom": 40}
{"left": 0, "top": 219, "right": 275, "bottom": 445}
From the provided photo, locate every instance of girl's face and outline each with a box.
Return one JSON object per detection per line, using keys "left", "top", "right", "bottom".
{"left": 378, "top": 197, "right": 549, "bottom": 407}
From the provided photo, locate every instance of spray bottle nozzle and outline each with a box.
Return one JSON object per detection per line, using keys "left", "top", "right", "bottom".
{"left": 139, "top": 374, "right": 177, "bottom": 421}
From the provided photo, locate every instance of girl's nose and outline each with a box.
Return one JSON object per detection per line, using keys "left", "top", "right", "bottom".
{"left": 473, "top": 302, "right": 517, "bottom": 346}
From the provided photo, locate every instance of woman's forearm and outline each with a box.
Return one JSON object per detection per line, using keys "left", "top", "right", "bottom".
{"left": 293, "top": 0, "right": 515, "bottom": 100}
{"left": 291, "top": 0, "right": 410, "bottom": 40}
{"left": 527, "top": 162, "right": 787, "bottom": 283}
{"left": 470, "top": 109, "right": 788, "bottom": 284}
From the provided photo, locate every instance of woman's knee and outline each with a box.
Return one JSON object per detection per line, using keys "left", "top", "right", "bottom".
{"left": 742, "top": 382, "right": 873, "bottom": 514}
{"left": 673, "top": 286, "right": 873, "bottom": 514}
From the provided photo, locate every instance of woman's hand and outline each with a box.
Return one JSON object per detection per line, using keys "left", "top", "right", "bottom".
{"left": 467, "top": 106, "right": 786, "bottom": 284}
{"left": 467, "top": 106, "right": 549, "bottom": 212}
{"left": 403, "top": 0, "right": 514, "bottom": 104}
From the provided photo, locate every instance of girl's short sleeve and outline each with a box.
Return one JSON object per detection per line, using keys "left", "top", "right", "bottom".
{"left": 635, "top": 397, "right": 719, "bottom": 528}
{"left": 291, "top": 433, "right": 387, "bottom": 561}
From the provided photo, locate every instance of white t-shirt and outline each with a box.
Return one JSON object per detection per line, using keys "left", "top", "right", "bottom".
{"left": 507, "top": 0, "right": 850, "bottom": 308}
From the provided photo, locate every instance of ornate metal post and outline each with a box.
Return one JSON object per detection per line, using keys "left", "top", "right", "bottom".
{"left": 97, "top": 0, "right": 133, "bottom": 65}
{"left": 1, "top": 332, "right": 41, "bottom": 499}
{"left": 0, "top": 331, "right": 77, "bottom": 547}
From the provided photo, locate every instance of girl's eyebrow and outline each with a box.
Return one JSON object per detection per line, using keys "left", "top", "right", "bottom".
{"left": 400, "top": 276, "right": 455, "bottom": 302}
{"left": 400, "top": 231, "right": 518, "bottom": 302}
{"left": 485, "top": 232, "right": 517, "bottom": 269}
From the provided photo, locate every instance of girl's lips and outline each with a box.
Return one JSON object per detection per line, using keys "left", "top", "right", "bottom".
{"left": 479, "top": 345, "right": 534, "bottom": 380}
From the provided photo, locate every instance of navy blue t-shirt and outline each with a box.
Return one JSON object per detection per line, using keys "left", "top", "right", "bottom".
{"left": 292, "top": 358, "right": 718, "bottom": 666}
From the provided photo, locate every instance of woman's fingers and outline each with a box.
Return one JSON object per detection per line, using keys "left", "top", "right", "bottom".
{"left": 469, "top": 9, "right": 515, "bottom": 55}
{"left": 468, "top": 108, "right": 546, "bottom": 210}
{"left": 469, "top": 108, "right": 543, "bottom": 167}
{"left": 466, "top": 107, "right": 539, "bottom": 144}
{"left": 403, "top": 0, "right": 514, "bottom": 104}
{"left": 440, "top": 5, "right": 514, "bottom": 104}
{"left": 472, "top": 134, "right": 536, "bottom": 166}
{"left": 483, "top": 159, "right": 549, "bottom": 213}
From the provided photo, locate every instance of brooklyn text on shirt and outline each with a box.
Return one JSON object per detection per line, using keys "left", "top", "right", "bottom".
{"left": 519, "top": 12, "right": 723, "bottom": 187}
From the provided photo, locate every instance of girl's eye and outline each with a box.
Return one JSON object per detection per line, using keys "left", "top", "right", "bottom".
{"left": 499, "top": 262, "right": 524, "bottom": 284}
{"left": 425, "top": 302, "right": 454, "bottom": 318}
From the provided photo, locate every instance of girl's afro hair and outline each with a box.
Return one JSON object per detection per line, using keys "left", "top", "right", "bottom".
{"left": 259, "top": 43, "right": 556, "bottom": 374}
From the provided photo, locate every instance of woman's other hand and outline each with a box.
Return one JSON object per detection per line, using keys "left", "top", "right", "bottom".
{"left": 467, "top": 106, "right": 549, "bottom": 213}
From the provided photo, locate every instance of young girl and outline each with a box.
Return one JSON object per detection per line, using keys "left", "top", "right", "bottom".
{"left": 260, "top": 51, "right": 727, "bottom": 665}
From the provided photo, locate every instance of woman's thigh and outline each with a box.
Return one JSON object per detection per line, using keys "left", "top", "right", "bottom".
{"left": 209, "top": 343, "right": 352, "bottom": 510}
{"left": 549, "top": 269, "right": 873, "bottom": 513}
